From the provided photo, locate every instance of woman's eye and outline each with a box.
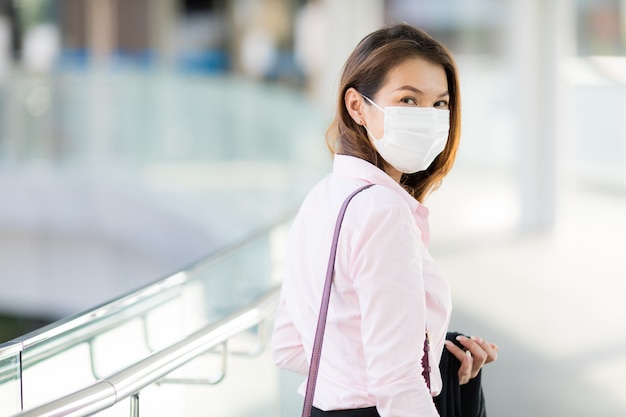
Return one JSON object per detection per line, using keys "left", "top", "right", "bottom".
{"left": 401, "top": 97, "right": 417, "bottom": 105}
{"left": 434, "top": 100, "right": 449, "bottom": 108}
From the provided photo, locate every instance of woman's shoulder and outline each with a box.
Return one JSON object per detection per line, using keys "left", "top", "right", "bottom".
{"left": 321, "top": 182, "right": 415, "bottom": 237}
{"left": 299, "top": 175, "right": 414, "bottom": 220}
{"left": 342, "top": 182, "right": 413, "bottom": 220}
{"left": 358, "top": 182, "right": 408, "bottom": 206}
{"left": 343, "top": 182, "right": 424, "bottom": 256}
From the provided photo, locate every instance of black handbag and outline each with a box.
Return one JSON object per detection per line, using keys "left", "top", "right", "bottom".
{"left": 434, "top": 332, "right": 487, "bottom": 417}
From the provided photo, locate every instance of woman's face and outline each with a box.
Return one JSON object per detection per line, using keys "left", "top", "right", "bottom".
{"left": 358, "top": 57, "right": 449, "bottom": 181}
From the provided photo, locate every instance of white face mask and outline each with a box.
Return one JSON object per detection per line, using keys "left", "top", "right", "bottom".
{"left": 362, "top": 94, "right": 450, "bottom": 174}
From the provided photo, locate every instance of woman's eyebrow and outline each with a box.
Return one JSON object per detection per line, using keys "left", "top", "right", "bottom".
{"left": 394, "top": 85, "right": 449, "bottom": 97}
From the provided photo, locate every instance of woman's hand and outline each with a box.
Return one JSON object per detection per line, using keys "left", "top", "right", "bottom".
{"left": 444, "top": 335, "right": 499, "bottom": 385}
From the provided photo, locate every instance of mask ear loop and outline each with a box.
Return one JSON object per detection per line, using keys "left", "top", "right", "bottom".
{"left": 360, "top": 94, "right": 385, "bottom": 113}
{"left": 359, "top": 93, "right": 384, "bottom": 142}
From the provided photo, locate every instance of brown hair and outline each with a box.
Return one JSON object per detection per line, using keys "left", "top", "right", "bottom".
{"left": 326, "top": 23, "right": 461, "bottom": 202}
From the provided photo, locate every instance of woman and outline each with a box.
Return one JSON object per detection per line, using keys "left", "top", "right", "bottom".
{"left": 272, "top": 23, "right": 498, "bottom": 417}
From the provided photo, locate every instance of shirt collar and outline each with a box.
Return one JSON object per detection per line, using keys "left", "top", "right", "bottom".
{"left": 332, "top": 154, "right": 429, "bottom": 217}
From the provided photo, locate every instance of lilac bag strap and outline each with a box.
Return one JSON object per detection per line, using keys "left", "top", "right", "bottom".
{"left": 302, "top": 183, "right": 374, "bottom": 417}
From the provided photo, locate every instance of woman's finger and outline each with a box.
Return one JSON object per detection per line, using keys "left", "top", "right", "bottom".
{"left": 444, "top": 339, "right": 466, "bottom": 362}
{"left": 445, "top": 340, "right": 473, "bottom": 385}
{"left": 469, "top": 336, "right": 498, "bottom": 363}
{"left": 458, "top": 335, "right": 499, "bottom": 365}
{"left": 458, "top": 349, "right": 473, "bottom": 385}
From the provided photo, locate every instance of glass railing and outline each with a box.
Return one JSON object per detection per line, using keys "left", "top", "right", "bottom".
{"left": 0, "top": 68, "right": 327, "bottom": 417}
{"left": 0, "top": 216, "right": 293, "bottom": 417}
{"left": 0, "top": 343, "right": 22, "bottom": 414}
{"left": 0, "top": 69, "right": 330, "bottom": 324}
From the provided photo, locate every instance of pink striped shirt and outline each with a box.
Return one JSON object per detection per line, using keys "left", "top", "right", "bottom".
{"left": 272, "top": 155, "right": 451, "bottom": 417}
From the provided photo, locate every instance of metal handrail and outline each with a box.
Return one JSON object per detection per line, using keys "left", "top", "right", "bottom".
{"left": 0, "top": 280, "right": 180, "bottom": 386}
{"left": 0, "top": 217, "right": 276, "bottom": 355}
{"left": 0, "top": 213, "right": 293, "bottom": 388}
{"left": 11, "top": 285, "right": 281, "bottom": 417}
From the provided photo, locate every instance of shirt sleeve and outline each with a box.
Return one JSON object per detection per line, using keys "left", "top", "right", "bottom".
{"left": 350, "top": 203, "right": 439, "bottom": 417}
{"left": 271, "top": 292, "right": 309, "bottom": 375}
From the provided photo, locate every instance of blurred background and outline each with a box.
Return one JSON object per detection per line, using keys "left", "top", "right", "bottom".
{"left": 0, "top": 0, "right": 625, "bottom": 415}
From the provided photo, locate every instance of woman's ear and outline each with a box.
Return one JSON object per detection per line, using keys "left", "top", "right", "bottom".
{"left": 344, "top": 87, "right": 366, "bottom": 126}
